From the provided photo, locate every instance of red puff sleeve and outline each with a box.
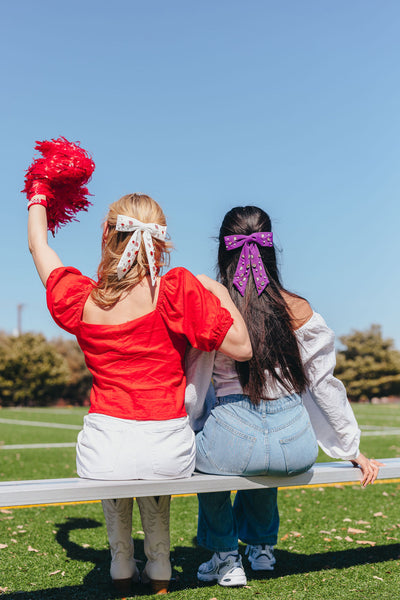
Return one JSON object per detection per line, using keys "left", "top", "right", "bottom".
{"left": 46, "top": 267, "right": 95, "bottom": 334}
{"left": 159, "top": 267, "right": 233, "bottom": 351}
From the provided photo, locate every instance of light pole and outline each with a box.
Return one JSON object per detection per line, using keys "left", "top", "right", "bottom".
{"left": 17, "top": 304, "right": 24, "bottom": 336}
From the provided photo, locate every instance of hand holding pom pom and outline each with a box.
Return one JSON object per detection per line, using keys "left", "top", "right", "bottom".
{"left": 23, "top": 137, "right": 95, "bottom": 235}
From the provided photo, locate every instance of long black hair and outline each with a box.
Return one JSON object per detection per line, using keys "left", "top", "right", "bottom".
{"left": 218, "top": 206, "right": 308, "bottom": 404}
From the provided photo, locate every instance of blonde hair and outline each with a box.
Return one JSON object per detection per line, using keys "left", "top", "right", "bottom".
{"left": 91, "top": 193, "right": 171, "bottom": 308}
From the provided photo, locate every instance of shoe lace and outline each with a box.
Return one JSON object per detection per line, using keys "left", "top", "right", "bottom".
{"left": 216, "top": 552, "right": 241, "bottom": 570}
{"left": 248, "top": 544, "right": 274, "bottom": 559}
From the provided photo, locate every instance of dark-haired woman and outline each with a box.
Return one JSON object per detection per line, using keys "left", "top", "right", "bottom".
{"left": 193, "top": 206, "right": 381, "bottom": 587}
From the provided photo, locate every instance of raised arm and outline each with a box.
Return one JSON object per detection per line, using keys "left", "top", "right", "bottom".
{"left": 28, "top": 195, "right": 63, "bottom": 287}
{"left": 196, "top": 274, "right": 252, "bottom": 362}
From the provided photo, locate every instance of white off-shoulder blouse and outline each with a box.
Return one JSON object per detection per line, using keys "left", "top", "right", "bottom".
{"left": 185, "top": 312, "right": 361, "bottom": 461}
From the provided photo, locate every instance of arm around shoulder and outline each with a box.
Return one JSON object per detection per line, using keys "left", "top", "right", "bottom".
{"left": 196, "top": 274, "right": 252, "bottom": 362}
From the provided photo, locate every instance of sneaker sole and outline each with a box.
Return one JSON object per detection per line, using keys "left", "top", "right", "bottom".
{"left": 197, "top": 572, "right": 247, "bottom": 586}
{"left": 219, "top": 574, "right": 247, "bottom": 587}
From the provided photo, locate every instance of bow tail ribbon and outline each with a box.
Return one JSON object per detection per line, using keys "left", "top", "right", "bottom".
{"left": 117, "top": 229, "right": 159, "bottom": 284}
{"left": 232, "top": 242, "right": 251, "bottom": 295}
{"left": 233, "top": 242, "right": 270, "bottom": 297}
{"left": 117, "top": 229, "right": 142, "bottom": 280}
{"left": 142, "top": 229, "right": 158, "bottom": 285}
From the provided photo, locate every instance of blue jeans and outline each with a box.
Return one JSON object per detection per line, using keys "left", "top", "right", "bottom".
{"left": 195, "top": 393, "right": 318, "bottom": 552}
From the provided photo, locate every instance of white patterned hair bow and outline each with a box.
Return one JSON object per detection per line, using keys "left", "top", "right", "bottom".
{"left": 116, "top": 215, "right": 167, "bottom": 284}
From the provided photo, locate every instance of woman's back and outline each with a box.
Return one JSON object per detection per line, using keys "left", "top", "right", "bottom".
{"left": 217, "top": 206, "right": 310, "bottom": 402}
{"left": 82, "top": 275, "right": 160, "bottom": 326}
{"left": 212, "top": 296, "right": 314, "bottom": 400}
{"left": 47, "top": 266, "right": 234, "bottom": 421}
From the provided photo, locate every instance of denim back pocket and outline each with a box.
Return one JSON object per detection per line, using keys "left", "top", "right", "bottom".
{"left": 279, "top": 421, "right": 318, "bottom": 476}
{"left": 200, "top": 413, "right": 257, "bottom": 475}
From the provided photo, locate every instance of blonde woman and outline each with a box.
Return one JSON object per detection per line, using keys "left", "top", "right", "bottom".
{"left": 28, "top": 193, "right": 251, "bottom": 594}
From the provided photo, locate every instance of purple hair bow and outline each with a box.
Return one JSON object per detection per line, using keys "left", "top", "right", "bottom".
{"left": 224, "top": 232, "right": 273, "bottom": 296}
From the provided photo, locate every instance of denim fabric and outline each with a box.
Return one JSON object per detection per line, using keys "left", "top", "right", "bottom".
{"left": 196, "top": 393, "right": 318, "bottom": 552}
{"left": 197, "top": 488, "right": 279, "bottom": 551}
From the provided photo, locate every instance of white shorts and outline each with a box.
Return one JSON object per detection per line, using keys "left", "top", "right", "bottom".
{"left": 76, "top": 413, "right": 195, "bottom": 480}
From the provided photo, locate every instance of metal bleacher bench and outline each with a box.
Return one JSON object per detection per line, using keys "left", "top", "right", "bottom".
{"left": 1, "top": 458, "right": 399, "bottom": 508}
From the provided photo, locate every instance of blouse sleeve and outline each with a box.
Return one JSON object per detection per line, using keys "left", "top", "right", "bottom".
{"left": 297, "top": 313, "right": 361, "bottom": 460}
{"left": 160, "top": 267, "right": 233, "bottom": 352}
{"left": 46, "top": 267, "right": 94, "bottom": 334}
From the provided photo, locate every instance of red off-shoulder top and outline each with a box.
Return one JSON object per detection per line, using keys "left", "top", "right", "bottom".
{"left": 46, "top": 266, "right": 233, "bottom": 421}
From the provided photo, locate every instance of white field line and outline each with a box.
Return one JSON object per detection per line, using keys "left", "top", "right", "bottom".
{"left": 359, "top": 425, "right": 400, "bottom": 435}
{"left": 0, "top": 418, "right": 398, "bottom": 435}
{"left": 360, "top": 429, "right": 400, "bottom": 436}
{"left": 2, "top": 432, "right": 397, "bottom": 450}
{"left": 1, "top": 443, "right": 76, "bottom": 449}
{"left": 360, "top": 425, "right": 391, "bottom": 429}
{"left": 355, "top": 414, "right": 400, "bottom": 422}
{"left": 0, "top": 418, "right": 81, "bottom": 430}
{"left": 0, "top": 419, "right": 398, "bottom": 451}
{"left": 5, "top": 408, "right": 85, "bottom": 414}
{"left": 361, "top": 424, "right": 400, "bottom": 431}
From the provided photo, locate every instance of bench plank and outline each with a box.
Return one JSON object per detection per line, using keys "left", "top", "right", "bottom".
{"left": 1, "top": 458, "right": 399, "bottom": 508}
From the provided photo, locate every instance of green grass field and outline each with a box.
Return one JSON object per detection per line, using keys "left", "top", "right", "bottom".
{"left": 0, "top": 404, "right": 399, "bottom": 599}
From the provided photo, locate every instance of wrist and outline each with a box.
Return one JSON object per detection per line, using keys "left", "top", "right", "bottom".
{"left": 28, "top": 195, "right": 48, "bottom": 210}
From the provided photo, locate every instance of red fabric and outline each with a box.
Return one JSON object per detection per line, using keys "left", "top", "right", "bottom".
{"left": 46, "top": 267, "right": 233, "bottom": 421}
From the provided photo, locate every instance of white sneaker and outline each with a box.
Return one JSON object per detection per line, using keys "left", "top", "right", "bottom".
{"left": 197, "top": 552, "right": 247, "bottom": 587}
{"left": 246, "top": 544, "right": 276, "bottom": 571}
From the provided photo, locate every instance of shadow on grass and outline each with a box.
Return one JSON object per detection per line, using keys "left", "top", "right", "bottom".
{"left": 3, "top": 521, "right": 400, "bottom": 599}
{"left": 174, "top": 540, "right": 400, "bottom": 586}
{"left": 257, "top": 543, "right": 400, "bottom": 578}
{"left": 2, "top": 517, "right": 153, "bottom": 600}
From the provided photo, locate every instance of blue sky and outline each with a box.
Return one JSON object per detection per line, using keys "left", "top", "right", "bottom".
{"left": 1, "top": 0, "right": 400, "bottom": 347}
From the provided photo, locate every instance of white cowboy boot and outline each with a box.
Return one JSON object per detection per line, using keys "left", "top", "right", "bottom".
{"left": 136, "top": 495, "right": 172, "bottom": 594}
{"left": 101, "top": 498, "right": 140, "bottom": 593}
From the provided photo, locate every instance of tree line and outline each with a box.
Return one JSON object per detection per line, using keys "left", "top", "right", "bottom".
{"left": 0, "top": 333, "right": 91, "bottom": 406}
{"left": 335, "top": 324, "right": 400, "bottom": 402}
{"left": 0, "top": 325, "right": 400, "bottom": 406}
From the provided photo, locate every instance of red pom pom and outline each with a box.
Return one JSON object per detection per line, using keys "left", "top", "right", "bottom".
{"left": 23, "top": 137, "right": 95, "bottom": 235}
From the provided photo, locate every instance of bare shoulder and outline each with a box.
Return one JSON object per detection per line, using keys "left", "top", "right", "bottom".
{"left": 282, "top": 292, "right": 313, "bottom": 330}
{"left": 82, "top": 276, "right": 160, "bottom": 325}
